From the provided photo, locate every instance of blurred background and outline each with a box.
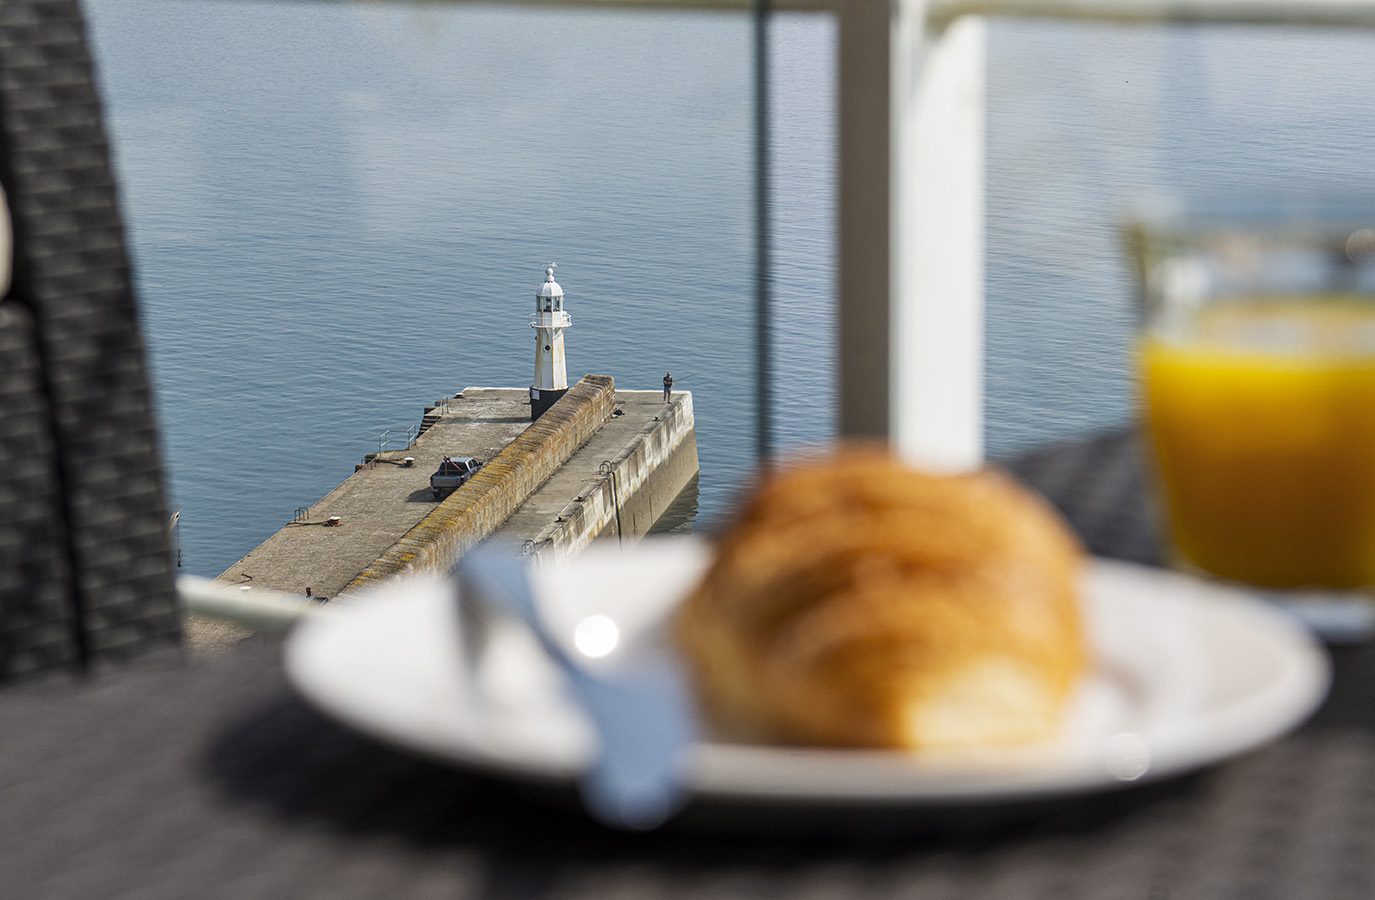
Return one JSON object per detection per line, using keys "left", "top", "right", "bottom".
{"left": 81, "top": 0, "right": 1375, "bottom": 576}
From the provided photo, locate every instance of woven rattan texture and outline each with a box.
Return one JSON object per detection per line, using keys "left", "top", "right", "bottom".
{"left": 0, "top": 304, "right": 79, "bottom": 678}
{"left": 1003, "top": 430, "right": 1164, "bottom": 567}
{"left": 0, "top": 432, "right": 1369, "bottom": 898}
{"left": 0, "top": 0, "right": 179, "bottom": 673}
{"left": 2, "top": 628, "right": 1371, "bottom": 897}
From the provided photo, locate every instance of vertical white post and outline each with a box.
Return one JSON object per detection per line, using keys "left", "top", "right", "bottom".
{"left": 890, "top": 4, "right": 986, "bottom": 471}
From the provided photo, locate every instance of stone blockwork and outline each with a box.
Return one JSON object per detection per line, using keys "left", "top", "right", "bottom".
{"left": 529, "top": 391, "right": 699, "bottom": 566}
{"left": 342, "top": 375, "right": 615, "bottom": 593}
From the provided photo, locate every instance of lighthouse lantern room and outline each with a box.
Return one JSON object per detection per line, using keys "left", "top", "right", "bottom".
{"left": 529, "top": 264, "right": 572, "bottom": 420}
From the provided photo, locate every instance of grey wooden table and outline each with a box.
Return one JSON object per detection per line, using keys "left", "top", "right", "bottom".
{"left": 4, "top": 432, "right": 1375, "bottom": 899}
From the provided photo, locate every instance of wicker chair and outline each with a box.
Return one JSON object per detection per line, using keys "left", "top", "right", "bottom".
{"left": 0, "top": 0, "right": 180, "bottom": 682}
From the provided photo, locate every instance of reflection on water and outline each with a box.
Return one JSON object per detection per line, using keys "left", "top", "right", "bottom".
{"left": 649, "top": 475, "right": 701, "bottom": 536}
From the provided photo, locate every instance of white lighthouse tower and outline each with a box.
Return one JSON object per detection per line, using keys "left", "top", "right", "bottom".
{"left": 529, "top": 263, "right": 571, "bottom": 420}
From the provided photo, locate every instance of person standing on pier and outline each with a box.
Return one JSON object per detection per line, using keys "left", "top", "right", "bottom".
{"left": 663, "top": 372, "right": 674, "bottom": 402}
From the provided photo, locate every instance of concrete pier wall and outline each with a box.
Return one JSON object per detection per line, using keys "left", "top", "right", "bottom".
{"left": 343, "top": 374, "right": 615, "bottom": 593}
{"left": 530, "top": 391, "right": 699, "bottom": 566}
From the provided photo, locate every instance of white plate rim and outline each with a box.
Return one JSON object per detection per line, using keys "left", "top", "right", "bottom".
{"left": 284, "top": 543, "right": 1331, "bottom": 807}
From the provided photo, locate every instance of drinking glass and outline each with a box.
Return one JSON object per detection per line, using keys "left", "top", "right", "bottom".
{"left": 1130, "top": 202, "right": 1375, "bottom": 595}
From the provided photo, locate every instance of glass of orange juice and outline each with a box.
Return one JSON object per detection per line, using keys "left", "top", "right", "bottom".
{"left": 1131, "top": 203, "right": 1375, "bottom": 598}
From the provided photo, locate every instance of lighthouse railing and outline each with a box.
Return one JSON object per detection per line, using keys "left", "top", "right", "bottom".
{"left": 529, "top": 311, "right": 572, "bottom": 329}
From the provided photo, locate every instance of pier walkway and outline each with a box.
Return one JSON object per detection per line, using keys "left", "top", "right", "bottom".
{"left": 215, "top": 384, "right": 696, "bottom": 605}
{"left": 488, "top": 390, "right": 677, "bottom": 549}
{"left": 216, "top": 388, "right": 530, "bottom": 600}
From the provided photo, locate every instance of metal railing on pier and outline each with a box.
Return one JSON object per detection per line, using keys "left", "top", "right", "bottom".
{"left": 377, "top": 424, "right": 420, "bottom": 454}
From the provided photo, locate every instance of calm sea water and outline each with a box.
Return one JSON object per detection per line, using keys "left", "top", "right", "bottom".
{"left": 83, "top": 2, "right": 1375, "bottom": 577}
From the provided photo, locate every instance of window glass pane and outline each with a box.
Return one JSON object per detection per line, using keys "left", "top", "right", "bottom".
{"left": 986, "top": 23, "right": 1375, "bottom": 459}
{"left": 83, "top": 0, "right": 829, "bottom": 579}
{"left": 768, "top": 13, "right": 837, "bottom": 456}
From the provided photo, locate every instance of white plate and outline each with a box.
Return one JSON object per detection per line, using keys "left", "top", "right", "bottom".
{"left": 285, "top": 538, "right": 1330, "bottom": 806}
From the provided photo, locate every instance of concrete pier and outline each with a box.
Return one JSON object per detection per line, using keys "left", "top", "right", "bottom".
{"left": 493, "top": 389, "right": 698, "bottom": 566}
{"left": 216, "top": 374, "right": 698, "bottom": 601}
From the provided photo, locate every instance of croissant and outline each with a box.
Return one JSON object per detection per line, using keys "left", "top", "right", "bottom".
{"left": 675, "top": 449, "right": 1086, "bottom": 750}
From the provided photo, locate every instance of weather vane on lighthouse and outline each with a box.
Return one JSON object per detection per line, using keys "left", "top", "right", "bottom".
{"left": 529, "top": 263, "right": 572, "bottom": 420}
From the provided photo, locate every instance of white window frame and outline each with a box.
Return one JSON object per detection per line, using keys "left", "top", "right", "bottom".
{"left": 455, "top": 0, "right": 1375, "bottom": 470}
{"left": 840, "top": 0, "right": 1375, "bottom": 473}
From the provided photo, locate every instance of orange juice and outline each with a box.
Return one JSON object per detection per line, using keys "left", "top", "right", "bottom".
{"left": 1140, "top": 300, "right": 1375, "bottom": 588}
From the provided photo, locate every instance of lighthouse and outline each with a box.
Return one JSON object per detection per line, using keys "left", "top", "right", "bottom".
{"left": 529, "top": 264, "right": 571, "bottom": 420}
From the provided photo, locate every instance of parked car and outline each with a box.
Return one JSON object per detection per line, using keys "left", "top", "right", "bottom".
{"left": 430, "top": 455, "right": 483, "bottom": 500}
